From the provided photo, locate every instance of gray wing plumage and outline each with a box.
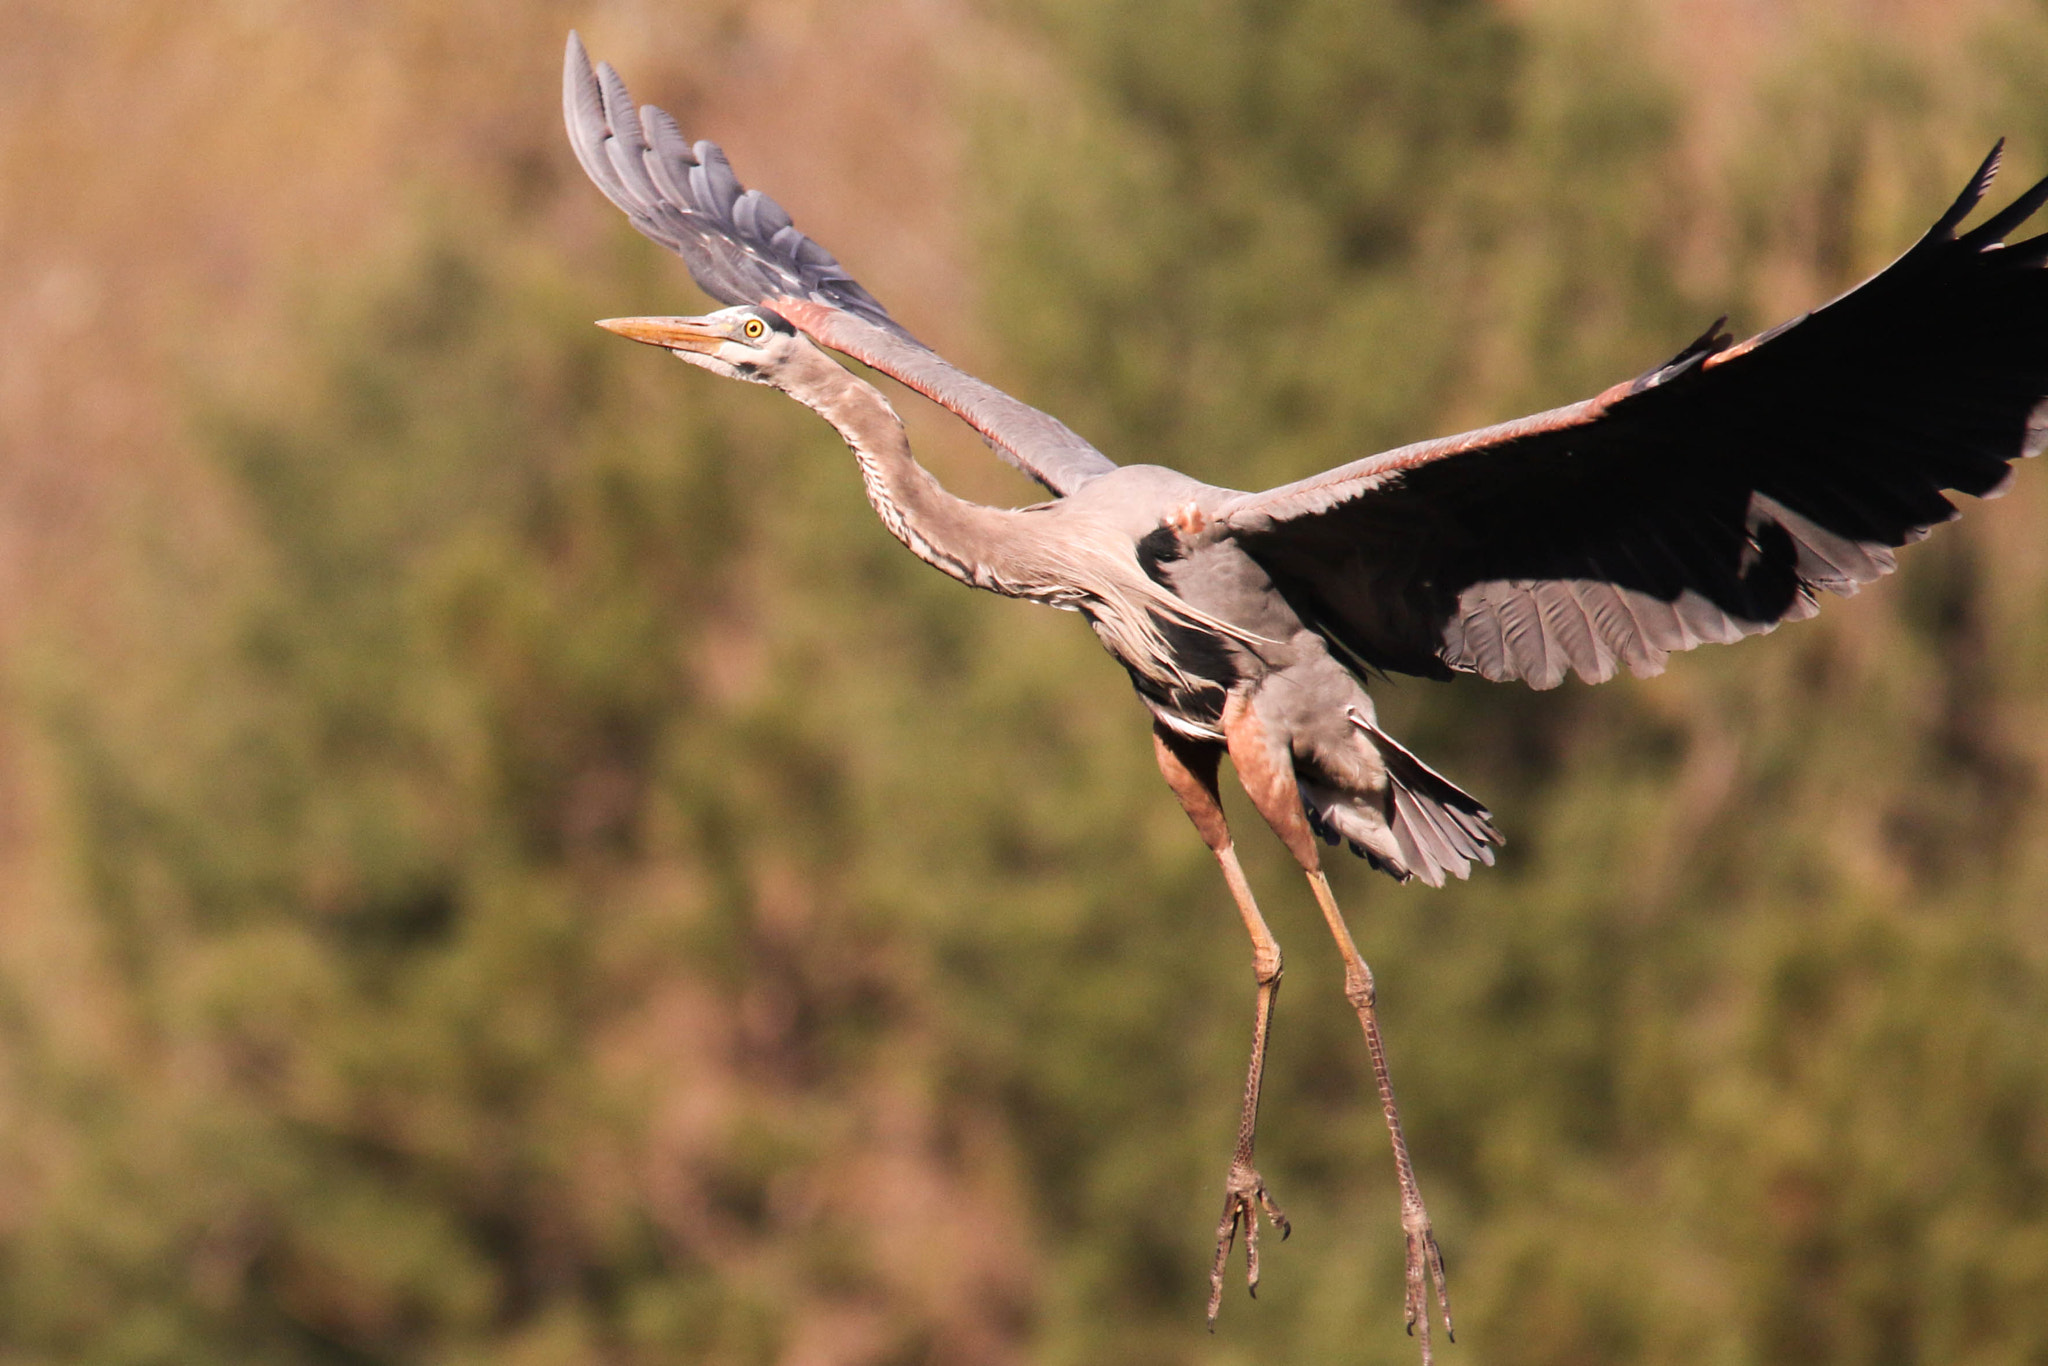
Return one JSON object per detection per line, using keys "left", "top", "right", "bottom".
{"left": 1220, "top": 143, "right": 2048, "bottom": 689}
{"left": 564, "top": 33, "right": 1117, "bottom": 497}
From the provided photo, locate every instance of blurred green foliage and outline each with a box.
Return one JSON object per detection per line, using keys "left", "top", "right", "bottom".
{"left": 8, "top": 3, "right": 2048, "bottom": 1364}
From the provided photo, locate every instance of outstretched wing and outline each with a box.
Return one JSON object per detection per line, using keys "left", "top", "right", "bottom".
{"left": 1219, "top": 144, "right": 2048, "bottom": 689}
{"left": 564, "top": 33, "right": 1117, "bottom": 497}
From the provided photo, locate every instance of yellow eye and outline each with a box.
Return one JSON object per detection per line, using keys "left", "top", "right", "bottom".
{"left": 742, "top": 317, "right": 766, "bottom": 340}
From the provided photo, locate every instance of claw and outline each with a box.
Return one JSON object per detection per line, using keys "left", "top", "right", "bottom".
{"left": 1207, "top": 1193, "right": 1237, "bottom": 1328}
{"left": 1260, "top": 1184, "right": 1292, "bottom": 1241}
{"left": 1399, "top": 1215, "right": 1453, "bottom": 1365}
{"left": 1207, "top": 1164, "right": 1289, "bottom": 1327}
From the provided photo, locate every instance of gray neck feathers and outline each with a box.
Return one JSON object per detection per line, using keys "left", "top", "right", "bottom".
{"left": 786, "top": 346, "right": 1037, "bottom": 598}
{"left": 771, "top": 341, "right": 1258, "bottom": 697}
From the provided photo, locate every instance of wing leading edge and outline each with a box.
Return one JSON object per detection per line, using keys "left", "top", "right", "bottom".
{"left": 1221, "top": 143, "right": 2048, "bottom": 689}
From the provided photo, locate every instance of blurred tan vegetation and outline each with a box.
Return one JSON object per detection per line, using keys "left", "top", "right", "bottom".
{"left": 4, "top": 0, "right": 2048, "bottom": 1362}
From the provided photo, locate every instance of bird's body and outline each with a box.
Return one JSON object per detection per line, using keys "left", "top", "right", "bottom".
{"left": 673, "top": 319, "right": 1501, "bottom": 885}
{"left": 1060, "top": 464, "right": 1504, "bottom": 880}
{"left": 565, "top": 31, "right": 2048, "bottom": 1365}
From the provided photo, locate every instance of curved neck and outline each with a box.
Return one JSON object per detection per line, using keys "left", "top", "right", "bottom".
{"left": 761, "top": 339, "right": 1237, "bottom": 697}
{"left": 781, "top": 345, "right": 1037, "bottom": 598}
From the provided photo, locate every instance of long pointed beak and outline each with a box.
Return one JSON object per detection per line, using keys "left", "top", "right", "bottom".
{"left": 596, "top": 316, "right": 729, "bottom": 352}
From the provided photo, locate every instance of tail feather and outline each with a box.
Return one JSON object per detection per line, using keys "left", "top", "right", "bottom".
{"left": 1301, "top": 722, "right": 1502, "bottom": 888}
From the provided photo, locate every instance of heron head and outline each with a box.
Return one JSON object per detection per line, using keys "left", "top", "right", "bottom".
{"left": 596, "top": 305, "right": 801, "bottom": 384}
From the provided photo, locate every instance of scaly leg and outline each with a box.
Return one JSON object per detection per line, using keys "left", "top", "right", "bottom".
{"left": 1305, "top": 868, "right": 1452, "bottom": 1362}
{"left": 1220, "top": 695, "right": 1452, "bottom": 1364}
{"left": 1152, "top": 726, "right": 1291, "bottom": 1324}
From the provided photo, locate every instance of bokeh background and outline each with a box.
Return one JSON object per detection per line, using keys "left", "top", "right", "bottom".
{"left": 5, "top": 0, "right": 2048, "bottom": 1362}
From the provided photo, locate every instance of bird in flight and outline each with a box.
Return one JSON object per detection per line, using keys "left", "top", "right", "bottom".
{"left": 564, "top": 31, "right": 2048, "bottom": 1363}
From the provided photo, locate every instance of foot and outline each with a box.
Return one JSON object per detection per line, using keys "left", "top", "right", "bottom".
{"left": 1401, "top": 1197, "right": 1453, "bottom": 1365}
{"left": 1207, "top": 1160, "right": 1290, "bottom": 1327}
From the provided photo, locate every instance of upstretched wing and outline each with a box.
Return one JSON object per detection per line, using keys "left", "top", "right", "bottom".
{"left": 564, "top": 32, "right": 1117, "bottom": 497}
{"left": 1218, "top": 144, "right": 2048, "bottom": 689}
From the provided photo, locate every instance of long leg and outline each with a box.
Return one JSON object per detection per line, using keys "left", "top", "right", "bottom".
{"left": 1304, "top": 868, "right": 1451, "bottom": 1358}
{"left": 1221, "top": 695, "right": 1452, "bottom": 1364}
{"left": 1152, "top": 724, "right": 1291, "bottom": 1326}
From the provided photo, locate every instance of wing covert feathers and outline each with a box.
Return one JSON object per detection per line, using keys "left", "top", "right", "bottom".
{"left": 1222, "top": 144, "right": 2048, "bottom": 690}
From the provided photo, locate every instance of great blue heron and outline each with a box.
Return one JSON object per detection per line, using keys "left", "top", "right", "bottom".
{"left": 564, "top": 31, "right": 2048, "bottom": 1363}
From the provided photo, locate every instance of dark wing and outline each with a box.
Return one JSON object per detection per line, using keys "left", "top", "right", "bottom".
{"left": 1218, "top": 143, "right": 2048, "bottom": 689}
{"left": 563, "top": 33, "right": 1117, "bottom": 497}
